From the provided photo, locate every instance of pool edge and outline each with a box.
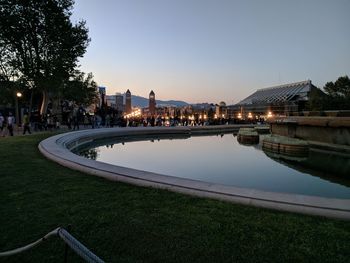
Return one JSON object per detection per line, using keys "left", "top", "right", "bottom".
{"left": 38, "top": 126, "right": 350, "bottom": 220}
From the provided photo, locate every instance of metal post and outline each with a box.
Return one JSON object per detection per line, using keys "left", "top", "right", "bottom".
{"left": 15, "top": 94, "right": 19, "bottom": 130}
{"left": 64, "top": 225, "right": 72, "bottom": 263}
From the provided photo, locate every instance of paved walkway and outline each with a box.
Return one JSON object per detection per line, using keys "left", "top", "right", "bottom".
{"left": 0, "top": 125, "right": 84, "bottom": 137}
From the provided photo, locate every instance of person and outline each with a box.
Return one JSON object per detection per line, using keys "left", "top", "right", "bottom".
{"left": 96, "top": 114, "right": 102, "bottom": 128}
{"left": 105, "top": 114, "right": 111, "bottom": 127}
{"left": 22, "top": 111, "right": 31, "bottom": 135}
{"left": 7, "top": 112, "right": 15, "bottom": 136}
{"left": 0, "top": 112, "right": 4, "bottom": 137}
{"left": 72, "top": 105, "right": 79, "bottom": 130}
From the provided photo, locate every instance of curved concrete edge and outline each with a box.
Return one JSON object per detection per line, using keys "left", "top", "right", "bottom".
{"left": 38, "top": 126, "right": 350, "bottom": 220}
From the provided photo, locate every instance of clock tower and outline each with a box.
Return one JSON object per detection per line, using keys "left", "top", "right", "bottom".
{"left": 149, "top": 90, "right": 156, "bottom": 116}
{"left": 125, "top": 89, "right": 132, "bottom": 114}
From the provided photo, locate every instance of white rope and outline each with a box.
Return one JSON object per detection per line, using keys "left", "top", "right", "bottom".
{"left": 0, "top": 227, "right": 60, "bottom": 257}
{"left": 0, "top": 227, "right": 105, "bottom": 262}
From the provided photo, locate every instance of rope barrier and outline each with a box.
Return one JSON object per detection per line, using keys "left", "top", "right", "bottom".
{"left": 0, "top": 227, "right": 104, "bottom": 263}
{"left": 58, "top": 228, "right": 104, "bottom": 263}
{"left": 0, "top": 228, "right": 60, "bottom": 257}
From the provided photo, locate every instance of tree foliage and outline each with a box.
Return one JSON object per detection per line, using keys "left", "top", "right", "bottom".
{"left": 323, "top": 75, "right": 350, "bottom": 110}
{"left": 0, "top": 0, "right": 90, "bottom": 113}
{"left": 307, "top": 76, "right": 350, "bottom": 111}
{"left": 307, "top": 87, "right": 328, "bottom": 111}
{"left": 62, "top": 71, "right": 98, "bottom": 106}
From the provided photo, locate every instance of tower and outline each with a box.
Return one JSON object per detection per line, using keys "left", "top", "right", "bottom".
{"left": 115, "top": 92, "right": 124, "bottom": 114}
{"left": 125, "top": 89, "right": 132, "bottom": 114}
{"left": 98, "top": 87, "right": 106, "bottom": 108}
{"left": 149, "top": 90, "right": 156, "bottom": 116}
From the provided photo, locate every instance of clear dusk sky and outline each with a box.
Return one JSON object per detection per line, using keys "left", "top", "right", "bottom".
{"left": 72, "top": 0, "right": 350, "bottom": 104}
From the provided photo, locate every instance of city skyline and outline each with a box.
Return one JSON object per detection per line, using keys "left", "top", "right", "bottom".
{"left": 72, "top": 0, "right": 350, "bottom": 103}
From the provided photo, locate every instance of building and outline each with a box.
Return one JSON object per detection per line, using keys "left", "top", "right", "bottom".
{"left": 115, "top": 93, "right": 124, "bottom": 113}
{"left": 216, "top": 101, "right": 227, "bottom": 118}
{"left": 98, "top": 86, "right": 106, "bottom": 108}
{"left": 125, "top": 89, "right": 132, "bottom": 114}
{"left": 231, "top": 80, "right": 317, "bottom": 117}
{"left": 149, "top": 90, "right": 156, "bottom": 116}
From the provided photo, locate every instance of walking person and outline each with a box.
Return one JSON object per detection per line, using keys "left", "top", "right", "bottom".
{"left": 72, "top": 105, "right": 79, "bottom": 130}
{"left": 7, "top": 112, "right": 15, "bottom": 136}
{"left": 105, "top": 114, "right": 111, "bottom": 127}
{"left": 0, "top": 112, "right": 4, "bottom": 137}
{"left": 22, "top": 111, "right": 31, "bottom": 135}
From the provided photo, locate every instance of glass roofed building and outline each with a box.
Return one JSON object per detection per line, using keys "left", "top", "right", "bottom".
{"left": 232, "top": 80, "right": 317, "bottom": 116}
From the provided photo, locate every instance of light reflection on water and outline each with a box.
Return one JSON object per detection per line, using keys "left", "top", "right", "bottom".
{"left": 79, "top": 134, "right": 350, "bottom": 199}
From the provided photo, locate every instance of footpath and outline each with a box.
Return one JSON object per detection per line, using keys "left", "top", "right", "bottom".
{"left": 0, "top": 125, "right": 79, "bottom": 137}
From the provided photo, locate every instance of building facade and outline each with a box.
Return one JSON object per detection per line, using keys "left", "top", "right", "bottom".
{"left": 149, "top": 90, "right": 156, "bottom": 116}
{"left": 98, "top": 86, "right": 106, "bottom": 108}
{"left": 215, "top": 101, "right": 227, "bottom": 118}
{"left": 115, "top": 93, "right": 124, "bottom": 113}
{"left": 231, "top": 80, "right": 316, "bottom": 117}
{"left": 125, "top": 89, "right": 132, "bottom": 114}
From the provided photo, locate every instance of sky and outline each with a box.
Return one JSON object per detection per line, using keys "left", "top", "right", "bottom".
{"left": 72, "top": 0, "right": 350, "bottom": 104}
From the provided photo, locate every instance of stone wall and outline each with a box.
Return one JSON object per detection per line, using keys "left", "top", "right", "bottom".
{"left": 270, "top": 117, "right": 350, "bottom": 146}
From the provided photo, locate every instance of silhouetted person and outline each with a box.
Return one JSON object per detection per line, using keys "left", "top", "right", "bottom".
{"left": 7, "top": 112, "right": 15, "bottom": 136}
{"left": 22, "top": 112, "right": 31, "bottom": 135}
{"left": 0, "top": 112, "right": 4, "bottom": 137}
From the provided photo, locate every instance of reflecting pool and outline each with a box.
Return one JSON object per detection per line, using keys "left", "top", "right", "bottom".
{"left": 77, "top": 134, "right": 350, "bottom": 199}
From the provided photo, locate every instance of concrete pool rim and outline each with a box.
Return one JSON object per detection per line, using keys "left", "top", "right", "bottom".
{"left": 38, "top": 126, "right": 350, "bottom": 220}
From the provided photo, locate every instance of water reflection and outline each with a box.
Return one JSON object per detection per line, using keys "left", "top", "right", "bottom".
{"left": 76, "top": 132, "right": 350, "bottom": 198}
{"left": 263, "top": 150, "right": 350, "bottom": 187}
{"left": 80, "top": 148, "right": 99, "bottom": 160}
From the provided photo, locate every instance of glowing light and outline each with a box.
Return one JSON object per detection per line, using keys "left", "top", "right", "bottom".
{"left": 204, "top": 114, "right": 207, "bottom": 119}
{"left": 16, "top": 92, "right": 22, "bottom": 98}
{"left": 267, "top": 111, "right": 273, "bottom": 118}
{"left": 124, "top": 108, "right": 141, "bottom": 119}
{"left": 214, "top": 114, "right": 218, "bottom": 119}
{"left": 248, "top": 112, "right": 253, "bottom": 118}
{"left": 238, "top": 113, "right": 242, "bottom": 119}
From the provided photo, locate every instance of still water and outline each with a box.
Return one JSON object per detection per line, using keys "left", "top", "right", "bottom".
{"left": 78, "top": 134, "right": 350, "bottom": 199}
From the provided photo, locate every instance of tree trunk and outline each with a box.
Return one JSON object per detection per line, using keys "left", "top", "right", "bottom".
{"left": 40, "top": 90, "right": 49, "bottom": 116}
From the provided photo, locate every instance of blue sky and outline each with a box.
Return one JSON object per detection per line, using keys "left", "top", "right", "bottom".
{"left": 72, "top": 0, "right": 350, "bottom": 103}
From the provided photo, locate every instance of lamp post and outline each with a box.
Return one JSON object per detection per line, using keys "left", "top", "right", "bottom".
{"left": 15, "top": 92, "right": 22, "bottom": 129}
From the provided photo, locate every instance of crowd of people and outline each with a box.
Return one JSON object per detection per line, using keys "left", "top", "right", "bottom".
{"left": 0, "top": 111, "right": 32, "bottom": 137}
{"left": 0, "top": 104, "right": 263, "bottom": 137}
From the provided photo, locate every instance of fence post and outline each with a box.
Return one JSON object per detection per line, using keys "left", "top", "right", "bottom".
{"left": 64, "top": 225, "right": 72, "bottom": 263}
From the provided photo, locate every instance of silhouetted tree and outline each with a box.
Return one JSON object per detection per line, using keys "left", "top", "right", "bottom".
{"left": 307, "top": 87, "right": 328, "bottom": 111}
{"left": 61, "top": 71, "right": 98, "bottom": 106}
{"left": 323, "top": 76, "right": 350, "bottom": 110}
{"left": 0, "top": 0, "right": 90, "bottom": 114}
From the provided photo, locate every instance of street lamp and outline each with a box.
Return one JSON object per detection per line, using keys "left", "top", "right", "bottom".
{"left": 15, "top": 92, "right": 23, "bottom": 128}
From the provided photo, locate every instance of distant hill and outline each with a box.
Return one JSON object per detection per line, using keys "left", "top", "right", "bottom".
{"left": 107, "top": 94, "right": 189, "bottom": 108}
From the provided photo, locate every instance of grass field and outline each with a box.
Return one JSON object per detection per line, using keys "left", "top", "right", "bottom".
{"left": 0, "top": 133, "right": 350, "bottom": 262}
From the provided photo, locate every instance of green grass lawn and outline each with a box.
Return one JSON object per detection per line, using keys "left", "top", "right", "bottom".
{"left": 1, "top": 133, "right": 350, "bottom": 263}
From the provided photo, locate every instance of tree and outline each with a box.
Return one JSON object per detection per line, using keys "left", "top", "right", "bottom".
{"left": 323, "top": 76, "right": 350, "bottom": 110}
{"left": 62, "top": 71, "right": 98, "bottom": 106}
{"left": 0, "top": 40, "right": 19, "bottom": 106}
{"left": 0, "top": 0, "right": 90, "bottom": 114}
{"left": 306, "top": 87, "right": 328, "bottom": 111}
